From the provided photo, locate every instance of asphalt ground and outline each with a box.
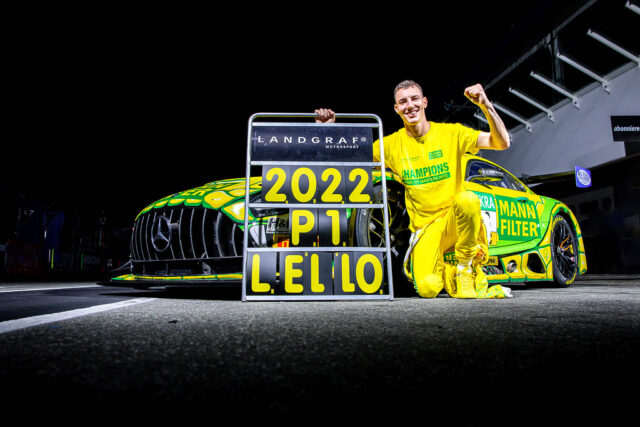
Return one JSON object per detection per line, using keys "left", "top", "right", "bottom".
{"left": 0, "top": 277, "right": 638, "bottom": 425}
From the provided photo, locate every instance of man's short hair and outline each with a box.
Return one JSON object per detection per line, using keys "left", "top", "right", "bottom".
{"left": 394, "top": 80, "right": 423, "bottom": 101}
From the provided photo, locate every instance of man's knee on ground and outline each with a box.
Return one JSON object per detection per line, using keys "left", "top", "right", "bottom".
{"left": 415, "top": 274, "right": 444, "bottom": 298}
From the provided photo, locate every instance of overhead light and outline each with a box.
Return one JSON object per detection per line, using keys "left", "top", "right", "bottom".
{"left": 509, "top": 87, "right": 555, "bottom": 121}
{"left": 626, "top": 1, "right": 640, "bottom": 16}
{"left": 493, "top": 102, "right": 533, "bottom": 133}
{"left": 556, "top": 53, "right": 610, "bottom": 93}
{"left": 587, "top": 29, "right": 640, "bottom": 69}
{"left": 530, "top": 71, "right": 581, "bottom": 109}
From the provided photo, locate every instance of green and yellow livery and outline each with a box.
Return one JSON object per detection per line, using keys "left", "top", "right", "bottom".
{"left": 104, "top": 155, "right": 586, "bottom": 292}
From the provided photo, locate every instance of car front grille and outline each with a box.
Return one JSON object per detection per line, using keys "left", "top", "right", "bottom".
{"left": 130, "top": 206, "right": 244, "bottom": 276}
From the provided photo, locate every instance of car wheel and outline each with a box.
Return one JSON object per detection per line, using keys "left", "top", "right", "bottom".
{"left": 353, "top": 184, "right": 412, "bottom": 295}
{"left": 550, "top": 215, "right": 578, "bottom": 287}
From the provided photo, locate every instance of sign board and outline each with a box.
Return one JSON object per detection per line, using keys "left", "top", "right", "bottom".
{"left": 242, "top": 113, "right": 394, "bottom": 301}
{"left": 611, "top": 116, "right": 640, "bottom": 142}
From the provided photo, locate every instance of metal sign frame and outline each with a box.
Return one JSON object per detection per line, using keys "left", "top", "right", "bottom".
{"left": 241, "top": 112, "right": 394, "bottom": 301}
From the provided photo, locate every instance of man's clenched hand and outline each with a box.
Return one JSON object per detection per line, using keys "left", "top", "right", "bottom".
{"left": 464, "top": 84, "right": 492, "bottom": 110}
{"left": 315, "top": 108, "right": 335, "bottom": 123}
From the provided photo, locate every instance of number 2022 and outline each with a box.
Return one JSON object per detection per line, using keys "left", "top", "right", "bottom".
{"left": 262, "top": 166, "right": 372, "bottom": 204}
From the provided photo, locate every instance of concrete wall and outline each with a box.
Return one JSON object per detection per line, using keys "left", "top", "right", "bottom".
{"left": 482, "top": 63, "right": 640, "bottom": 177}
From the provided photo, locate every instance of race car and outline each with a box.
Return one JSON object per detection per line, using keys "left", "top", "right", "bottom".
{"left": 103, "top": 154, "right": 587, "bottom": 293}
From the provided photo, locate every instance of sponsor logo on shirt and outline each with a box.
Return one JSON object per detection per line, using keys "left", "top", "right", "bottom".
{"left": 428, "top": 150, "right": 443, "bottom": 160}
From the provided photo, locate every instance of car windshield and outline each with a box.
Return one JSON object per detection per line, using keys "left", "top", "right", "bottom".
{"left": 466, "top": 160, "right": 529, "bottom": 192}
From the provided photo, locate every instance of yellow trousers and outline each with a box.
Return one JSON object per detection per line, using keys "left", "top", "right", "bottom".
{"left": 404, "top": 191, "right": 510, "bottom": 299}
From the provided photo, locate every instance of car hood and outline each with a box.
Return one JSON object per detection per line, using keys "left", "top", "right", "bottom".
{"left": 135, "top": 177, "right": 263, "bottom": 223}
{"left": 134, "top": 171, "right": 399, "bottom": 222}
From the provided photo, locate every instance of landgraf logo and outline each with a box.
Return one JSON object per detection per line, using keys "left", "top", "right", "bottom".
{"left": 254, "top": 135, "right": 367, "bottom": 146}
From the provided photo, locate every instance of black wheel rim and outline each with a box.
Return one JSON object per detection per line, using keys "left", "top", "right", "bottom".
{"left": 364, "top": 188, "right": 410, "bottom": 259}
{"left": 553, "top": 219, "right": 577, "bottom": 279}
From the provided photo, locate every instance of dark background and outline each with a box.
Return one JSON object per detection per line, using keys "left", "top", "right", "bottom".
{"left": 5, "top": 1, "right": 627, "bottom": 279}
{"left": 7, "top": 2, "right": 577, "bottom": 216}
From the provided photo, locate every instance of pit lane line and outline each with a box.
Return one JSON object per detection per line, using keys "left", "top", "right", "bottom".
{"left": 0, "top": 297, "right": 155, "bottom": 335}
{"left": 0, "top": 284, "right": 101, "bottom": 293}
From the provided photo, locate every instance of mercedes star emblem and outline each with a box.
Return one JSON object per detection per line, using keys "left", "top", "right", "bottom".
{"left": 151, "top": 215, "right": 172, "bottom": 252}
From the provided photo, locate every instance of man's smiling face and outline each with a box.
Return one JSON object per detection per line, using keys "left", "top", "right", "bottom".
{"left": 394, "top": 85, "right": 428, "bottom": 126}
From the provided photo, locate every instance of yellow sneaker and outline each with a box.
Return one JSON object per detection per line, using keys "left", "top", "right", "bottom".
{"left": 454, "top": 264, "right": 478, "bottom": 298}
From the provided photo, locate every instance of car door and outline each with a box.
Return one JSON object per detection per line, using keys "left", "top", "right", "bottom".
{"left": 463, "top": 157, "right": 544, "bottom": 249}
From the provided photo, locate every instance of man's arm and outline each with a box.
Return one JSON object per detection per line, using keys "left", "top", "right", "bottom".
{"left": 464, "top": 84, "right": 510, "bottom": 150}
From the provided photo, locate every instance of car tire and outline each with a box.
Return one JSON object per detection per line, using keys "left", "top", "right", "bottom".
{"left": 550, "top": 215, "right": 578, "bottom": 287}
{"left": 353, "top": 184, "right": 413, "bottom": 296}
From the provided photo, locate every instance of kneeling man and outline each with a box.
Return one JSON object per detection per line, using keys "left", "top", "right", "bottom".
{"left": 315, "top": 80, "right": 512, "bottom": 298}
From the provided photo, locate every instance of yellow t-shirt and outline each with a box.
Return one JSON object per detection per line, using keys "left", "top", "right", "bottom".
{"left": 373, "top": 122, "right": 481, "bottom": 231}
